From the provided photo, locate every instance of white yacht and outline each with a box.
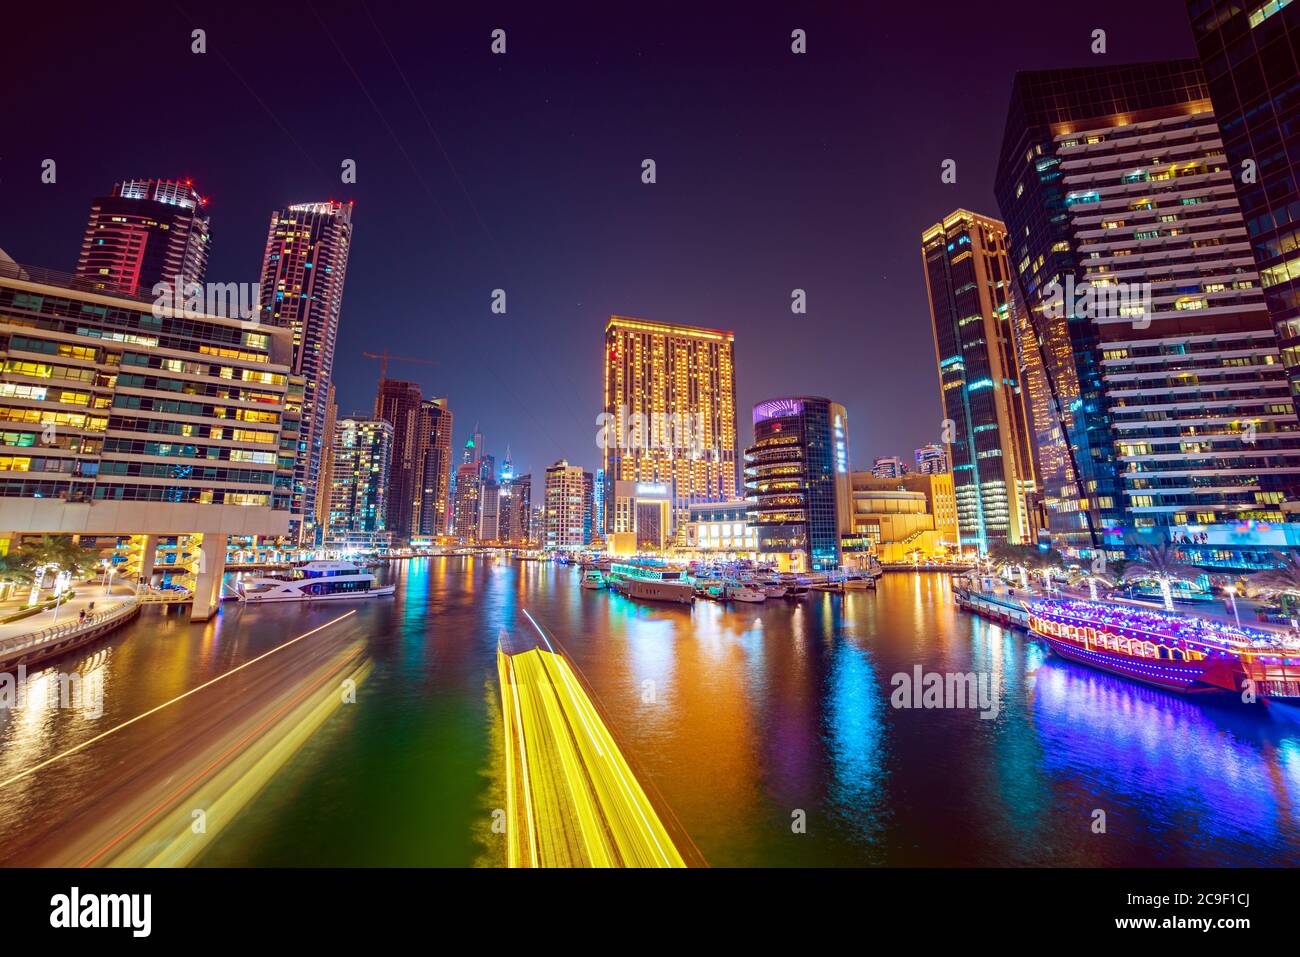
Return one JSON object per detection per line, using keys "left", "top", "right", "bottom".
{"left": 581, "top": 570, "right": 607, "bottom": 590}
{"left": 607, "top": 563, "right": 695, "bottom": 604}
{"left": 725, "top": 581, "right": 767, "bottom": 603}
{"left": 237, "top": 560, "right": 395, "bottom": 603}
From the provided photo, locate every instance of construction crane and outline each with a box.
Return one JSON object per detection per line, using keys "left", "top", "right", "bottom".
{"left": 362, "top": 350, "right": 438, "bottom": 381}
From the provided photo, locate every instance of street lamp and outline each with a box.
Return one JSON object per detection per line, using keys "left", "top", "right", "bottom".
{"left": 1225, "top": 585, "right": 1241, "bottom": 629}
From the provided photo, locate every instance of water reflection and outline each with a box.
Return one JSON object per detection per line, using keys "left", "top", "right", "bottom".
{"left": 0, "top": 563, "right": 1296, "bottom": 866}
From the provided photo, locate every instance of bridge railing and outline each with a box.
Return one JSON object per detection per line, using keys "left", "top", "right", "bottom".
{"left": 0, "top": 598, "right": 140, "bottom": 660}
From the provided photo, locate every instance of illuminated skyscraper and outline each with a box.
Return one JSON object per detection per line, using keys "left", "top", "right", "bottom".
{"left": 76, "top": 178, "right": 211, "bottom": 294}
{"left": 325, "top": 418, "right": 393, "bottom": 550}
{"left": 744, "top": 397, "right": 853, "bottom": 572}
{"left": 415, "top": 397, "right": 453, "bottom": 538}
{"left": 914, "top": 444, "right": 950, "bottom": 475}
{"left": 602, "top": 316, "right": 738, "bottom": 530}
{"left": 374, "top": 378, "right": 423, "bottom": 542}
{"left": 922, "top": 210, "right": 1038, "bottom": 552}
{"left": 872, "top": 455, "right": 908, "bottom": 479}
{"left": 257, "top": 200, "right": 354, "bottom": 544}
{"left": 545, "top": 460, "right": 587, "bottom": 550}
{"left": 1187, "top": 0, "right": 1300, "bottom": 416}
{"left": 995, "top": 62, "right": 1300, "bottom": 558}
{"left": 452, "top": 461, "right": 481, "bottom": 542}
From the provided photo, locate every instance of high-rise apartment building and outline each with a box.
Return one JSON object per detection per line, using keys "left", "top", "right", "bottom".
{"left": 415, "top": 397, "right": 453, "bottom": 538}
{"left": 914, "top": 443, "right": 950, "bottom": 474}
{"left": 478, "top": 480, "right": 501, "bottom": 542}
{"left": 603, "top": 316, "right": 738, "bottom": 530}
{"left": 452, "top": 461, "right": 481, "bottom": 542}
{"left": 257, "top": 200, "right": 353, "bottom": 544}
{"left": 544, "top": 460, "right": 587, "bottom": 550}
{"left": 325, "top": 417, "right": 393, "bottom": 550}
{"left": 76, "top": 178, "right": 211, "bottom": 295}
{"left": 316, "top": 384, "right": 338, "bottom": 537}
{"left": 374, "top": 377, "right": 423, "bottom": 542}
{"left": 744, "top": 397, "right": 853, "bottom": 571}
{"left": 872, "top": 455, "right": 909, "bottom": 479}
{"left": 0, "top": 263, "right": 294, "bottom": 619}
{"left": 922, "top": 210, "right": 1038, "bottom": 552}
{"left": 1187, "top": 1, "right": 1300, "bottom": 414}
{"left": 995, "top": 62, "right": 1300, "bottom": 558}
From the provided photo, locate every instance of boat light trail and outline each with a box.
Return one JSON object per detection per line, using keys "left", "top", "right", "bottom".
{"left": 0, "top": 610, "right": 357, "bottom": 790}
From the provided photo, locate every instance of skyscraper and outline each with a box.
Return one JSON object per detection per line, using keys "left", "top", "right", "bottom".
{"left": 921, "top": 209, "right": 1038, "bottom": 552}
{"left": 1186, "top": 1, "right": 1300, "bottom": 414}
{"left": 603, "top": 316, "right": 739, "bottom": 531}
{"left": 257, "top": 200, "right": 354, "bottom": 544}
{"left": 453, "top": 461, "right": 481, "bottom": 542}
{"left": 415, "top": 397, "right": 453, "bottom": 538}
{"left": 316, "top": 383, "right": 338, "bottom": 539}
{"left": 914, "top": 444, "right": 950, "bottom": 475}
{"left": 545, "top": 460, "right": 587, "bottom": 550}
{"left": 507, "top": 474, "right": 533, "bottom": 544}
{"left": 76, "top": 178, "right": 211, "bottom": 294}
{"left": 374, "top": 377, "right": 424, "bottom": 542}
{"left": 744, "top": 397, "right": 853, "bottom": 572}
{"left": 325, "top": 417, "right": 393, "bottom": 550}
{"left": 995, "top": 62, "right": 1300, "bottom": 557}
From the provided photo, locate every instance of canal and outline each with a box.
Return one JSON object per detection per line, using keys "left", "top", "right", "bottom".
{"left": 2, "top": 557, "right": 1298, "bottom": 866}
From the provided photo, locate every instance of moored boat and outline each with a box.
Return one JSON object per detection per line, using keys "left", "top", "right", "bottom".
{"left": 1027, "top": 597, "right": 1300, "bottom": 698}
{"left": 237, "top": 560, "right": 395, "bottom": 603}
{"left": 725, "top": 581, "right": 766, "bottom": 603}
{"left": 581, "top": 570, "right": 606, "bottom": 590}
{"left": 605, "top": 562, "right": 695, "bottom": 604}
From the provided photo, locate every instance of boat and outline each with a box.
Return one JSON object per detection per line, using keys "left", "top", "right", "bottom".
{"left": 758, "top": 579, "right": 789, "bottom": 599}
{"left": 1026, "top": 597, "right": 1300, "bottom": 697}
{"left": 605, "top": 562, "right": 695, "bottom": 604}
{"left": 581, "top": 570, "right": 606, "bottom": 590}
{"left": 237, "top": 560, "right": 396, "bottom": 603}
{"left": 725, "top": 581, "right": 766, "bottom": 603}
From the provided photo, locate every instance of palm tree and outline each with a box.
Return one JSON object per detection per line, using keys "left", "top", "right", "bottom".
{"left": 1246, "top": 550, "right": 1300, "bottom": 609}
{"left": 12, "top": 535, "right": 96, "bottom": 603}
{"left": 1120, "top": 544, "right": 1204, "bottom": 612}
{"left": 1070, "top": 567, "right": 1114, "bottom": 602}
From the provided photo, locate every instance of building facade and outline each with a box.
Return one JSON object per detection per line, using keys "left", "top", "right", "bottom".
{"left": 995, "top": 62, "right": 1300, "bottom": 559}
{"left": 872, "top": 455, "right": 908, "bottom": 479}
{"left": 544, "top": 460, "right": 587, "bottom": 550}
{"left": 374, "top": 377, "right": 423, "bottom": 543}
{"left": 0, "top": 264, "right": 294, "bottom": 619}
{"left": 923, "top": 210, "right": 1038, "bottom": 554}
{"left": 1187, "top": 0, "right": 1300, "bottom": 416}
{"left": 452, "top": 461, "right": 481, "bottom": 542}
{"left": 76, "top": 178, "right": 211, "bottom": 295}
{"left": 602, "top": 316, "right": 739, "bottom": 531}
{"left": 414, "top": 397, "right": 453, "bottom": 537}
{"left": 680, "top": 501, "right": 758, "bottom": 560}
{"left": 325, "top": 417, "right": 392, "bottom": 550}
{"left": 256, "top": 200, "right": 353, "bottom": 545}
{"left": 744, "top": 397, "right": 852, "bottom": 572}
{"left": 914, "top": 443, "right": 950, "bottom": 474}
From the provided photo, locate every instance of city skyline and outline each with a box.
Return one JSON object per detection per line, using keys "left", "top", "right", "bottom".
{"left": 0, "top": 2, "right": 1197, "bottom": 478}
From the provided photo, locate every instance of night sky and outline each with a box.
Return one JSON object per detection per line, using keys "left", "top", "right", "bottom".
{"left": 2, "top": 1, "right": 1194, "bottom": 482}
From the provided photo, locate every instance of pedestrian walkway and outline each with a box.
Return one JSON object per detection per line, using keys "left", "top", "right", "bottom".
{"left": 0, "top": 582, "right": 138, "bottom": 647}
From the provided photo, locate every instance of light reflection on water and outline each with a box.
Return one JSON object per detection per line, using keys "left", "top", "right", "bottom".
{"left": 0, "top": 560, "right": 1296, "bottom": 866}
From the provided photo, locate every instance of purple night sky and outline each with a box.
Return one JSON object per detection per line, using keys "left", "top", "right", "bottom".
{"left": 1, "top": 1, "right": 1194, "bottom": 481}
